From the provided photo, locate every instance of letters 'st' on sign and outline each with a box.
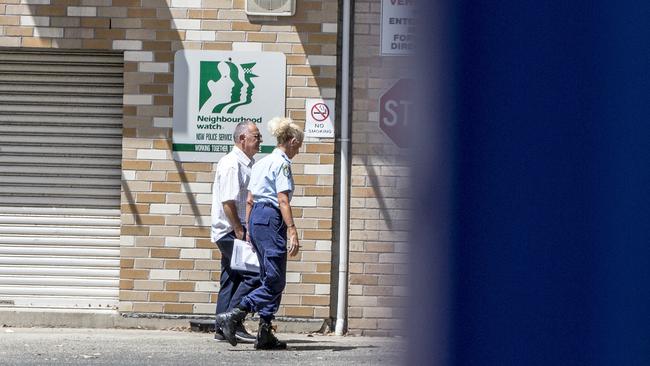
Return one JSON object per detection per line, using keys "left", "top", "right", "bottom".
{"left": 379, "top": 79, "right": 413, "bottom": 148}
{"left": 305, "top": 98, "right": 335, "bottom": 138}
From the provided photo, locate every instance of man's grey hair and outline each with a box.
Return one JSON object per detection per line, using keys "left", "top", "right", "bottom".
{"left": 233, "top": 120, "right": 255, "bottom": 142}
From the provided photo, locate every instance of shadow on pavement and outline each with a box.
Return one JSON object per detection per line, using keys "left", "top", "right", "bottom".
{"left": 228, "top": 342, "right": 379, "bottom": 352}
{"left": 288, "top": 345, "right": 378, "bottom": 352}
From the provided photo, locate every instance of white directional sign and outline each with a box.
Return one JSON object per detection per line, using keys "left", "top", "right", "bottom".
{"left": 381, "top": 0, "right": 416, "bottom": 56}
{"left": 305, "top": 98, "right": 335, "bottom": 138}
{"left": 172, "top": 50, "right": 286, "bottom": 162}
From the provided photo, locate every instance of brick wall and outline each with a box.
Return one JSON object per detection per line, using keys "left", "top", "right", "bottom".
{"left": 347, "top": 0, "right": 410, "bottom": 336}
{"left": 0, "top": 0, "right": 337, "bottom": 320}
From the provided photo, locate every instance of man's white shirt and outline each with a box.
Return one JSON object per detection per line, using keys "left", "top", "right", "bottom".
{"left": 210, "top": 146, "right": 254, "bottom": 242}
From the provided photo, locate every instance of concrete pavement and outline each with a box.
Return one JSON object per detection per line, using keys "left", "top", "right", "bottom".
{"left": 0, "top": 328, "right": 405, "bottom": 365}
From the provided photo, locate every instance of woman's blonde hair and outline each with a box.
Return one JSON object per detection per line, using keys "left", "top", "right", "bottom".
{"left": 267, "top": 117, "right": 304, "bottom": 146}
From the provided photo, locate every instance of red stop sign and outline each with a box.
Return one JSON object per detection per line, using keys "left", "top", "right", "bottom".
{"left": 379, "top": 79, "right": 413, "bottom": 148}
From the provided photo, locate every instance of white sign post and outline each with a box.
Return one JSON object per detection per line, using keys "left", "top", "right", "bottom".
{"left": 380, "top": 0, "right": 416, "bottom": 56}
{"left": 172, "top": 50, "right": 286, "bottom": 162}
{"left": 305, "top": 98, "right": 335, "bottom": 138}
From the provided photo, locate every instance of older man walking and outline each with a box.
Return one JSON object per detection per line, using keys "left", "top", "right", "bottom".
{"left": 210, "top": 120, "right": 262, "bottom": 342}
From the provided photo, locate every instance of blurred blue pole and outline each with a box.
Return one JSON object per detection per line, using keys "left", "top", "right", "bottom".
{"left": 409, "top": 1, "right": 650, "bottom": 365}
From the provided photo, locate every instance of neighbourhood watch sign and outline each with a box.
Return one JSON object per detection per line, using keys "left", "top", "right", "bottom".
{"left": 173, "top": 50, "right": 286, "bottom": 162}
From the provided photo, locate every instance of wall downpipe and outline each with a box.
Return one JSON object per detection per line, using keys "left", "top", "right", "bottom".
{"left": 335, "top": 0, "right": 352, "bottom": 336}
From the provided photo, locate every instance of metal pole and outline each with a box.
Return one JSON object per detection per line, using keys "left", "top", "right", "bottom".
{"left": 335, "top": 0, "right": 352, "bottom": 336}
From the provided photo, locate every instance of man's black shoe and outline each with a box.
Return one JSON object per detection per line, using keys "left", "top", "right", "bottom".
{"left": 235, "top": 321, "right": 256, "bottom": 343}
{"left": 214, "top": 327, "right": 225, "bottom": 341}
{"left": 254, "top": 320, "right": 287, "bottom": 350}
{"left": 215, "top": 308, "right": 247, "bottom": 346}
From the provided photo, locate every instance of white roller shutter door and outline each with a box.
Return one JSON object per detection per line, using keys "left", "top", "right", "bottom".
{"left": 0, "top": 49, "right": 123, "bottom": 310}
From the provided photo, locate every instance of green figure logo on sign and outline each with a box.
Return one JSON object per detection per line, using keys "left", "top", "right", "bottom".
{"left": 198, "top": 60, "right": 258, "bottom": 114}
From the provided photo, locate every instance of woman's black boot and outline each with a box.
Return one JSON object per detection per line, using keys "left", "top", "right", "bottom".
{"left": 215, "top": 308, "right": 247, "bottom": 346}
{"left": 254, "top": 319, "right": 287, "bottom": 350}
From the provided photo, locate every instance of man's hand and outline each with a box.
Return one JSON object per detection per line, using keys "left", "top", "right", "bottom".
{"left": 234, "top": 225, "right": 245, "bottom": 240}
{"left": 223, "top": 200, "right": 245, "bottom": 240}
{"left": 287, "top": 226, "right": 300, "bottom": 257}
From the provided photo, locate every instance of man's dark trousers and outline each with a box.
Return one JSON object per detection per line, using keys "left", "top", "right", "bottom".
{"left": 215, "top": 231, "right": 260, "bottom": 317}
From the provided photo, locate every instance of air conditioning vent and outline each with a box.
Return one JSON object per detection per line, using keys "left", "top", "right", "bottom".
{"left": 245, "top": 0, "right": 296, "bottom": 16}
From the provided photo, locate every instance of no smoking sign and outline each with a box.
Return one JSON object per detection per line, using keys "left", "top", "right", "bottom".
{"left": 305, "top": 99, "right": 335, "bottom": 138}
{"left": 311, "top": 103, "right": 330, "bottom": 121}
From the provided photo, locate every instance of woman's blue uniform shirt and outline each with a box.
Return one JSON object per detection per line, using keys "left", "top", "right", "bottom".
{"left": 248, "top": 148, "right": 293, "bottom": 207}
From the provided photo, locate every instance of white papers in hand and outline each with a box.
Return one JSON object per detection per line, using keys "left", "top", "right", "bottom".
{"left": 230, "top": 239, "right": 260, "bottom": 273}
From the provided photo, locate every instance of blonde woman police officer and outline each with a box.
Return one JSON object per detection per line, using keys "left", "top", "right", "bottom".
{"left": 216, "top": 117, "right": 303, "bottom": 350}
